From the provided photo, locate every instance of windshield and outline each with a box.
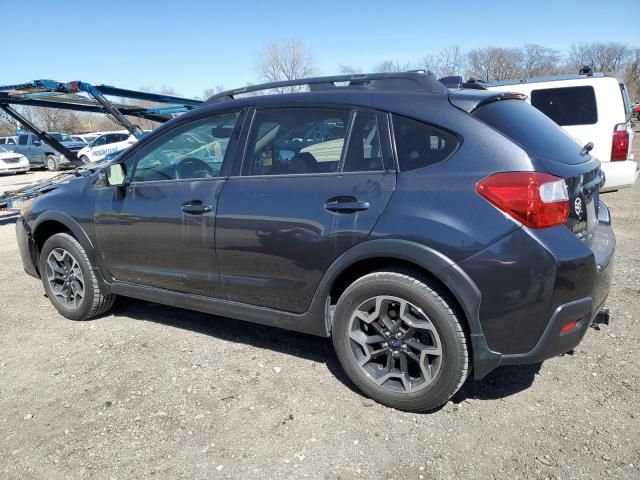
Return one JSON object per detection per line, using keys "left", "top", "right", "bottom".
{"left": 50, "top": 133, "right": 75, "bottom": 142}
{"left": 0, "top": 146, "right": 8, "bottom": 153}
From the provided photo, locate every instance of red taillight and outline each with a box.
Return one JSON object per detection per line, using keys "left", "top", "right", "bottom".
{"left": 611, "top": 123, "right": 629, "bottom": 162}
{"left": 476, "top": 172, "right": 569, "bottom": 229}
{"left": 560, "top": 320, "right": 579, "bottom": 335}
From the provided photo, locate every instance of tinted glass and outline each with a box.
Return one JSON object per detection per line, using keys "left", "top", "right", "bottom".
{"left": 392, "top": 115, "right": 457, "bottom": 171}
{"left": 93, "top": 136, "right": 108, "bottom": 146}
{"left": 474, "top": 99, "right": 586, "bottom": 164}
{"left": 18, "top": 135, "right": 28, "bottom": 145}
{"left": 133, "top": 111, "right": 239, "bottom": 182}
{"left": 244, "top": 108, "right": 349, "bottom": 176}
{"left": 343, "top": 112, "right": 385, "bottom": 172}
{"left": 531, "top": 86, "right": 597, "bottom": 126}
{"left": 8, "top": 138, "right": 15, "bottom": 145}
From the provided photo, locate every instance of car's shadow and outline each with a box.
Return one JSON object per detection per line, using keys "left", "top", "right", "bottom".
{"left": 110, "top": 297, "right": 542, "bottom": 408}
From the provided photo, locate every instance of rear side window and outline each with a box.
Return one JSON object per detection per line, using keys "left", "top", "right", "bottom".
{"left": 392, "top": 115, "right": 457, "bottom": 171}
{"left": 531, "top": 86, "right": 597, "bottom": 126}
{"left": 474, "top": 100, "right": 585, "bottom": 164}
{"left": 244, "top": 108, "right": 349, "bottom": 176}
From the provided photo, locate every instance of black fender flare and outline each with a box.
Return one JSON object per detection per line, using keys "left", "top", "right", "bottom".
{"left": 308, "top": 238, "right": 501, "bottom": 378}
{"left": 31, "top": 211, "right": 110, "bottom": 290}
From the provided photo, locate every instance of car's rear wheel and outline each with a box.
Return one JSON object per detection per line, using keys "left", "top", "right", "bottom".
{"left": 39, "top": 233, "right": 115, "bottom": 321}
{"left": 332, "top": 271, "right": 469, "bottom": 412}
{"left": 45, "top": 155, "right": 59, "bottom": 172}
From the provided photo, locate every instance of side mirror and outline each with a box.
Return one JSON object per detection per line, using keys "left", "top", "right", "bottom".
{"left": 105, "top": 163, "right": 126, "bottom": 186}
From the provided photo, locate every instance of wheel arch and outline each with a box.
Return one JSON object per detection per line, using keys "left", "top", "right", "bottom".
{"left": 32, "top": 212, "right": 97, "bottom": 272}
{"left": 312, "top": 239, "right": 501, "bottom": 378}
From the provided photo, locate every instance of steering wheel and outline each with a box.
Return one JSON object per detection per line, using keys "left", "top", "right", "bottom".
{"left": 175, "top": 157, "right": 214, "bottom": 180}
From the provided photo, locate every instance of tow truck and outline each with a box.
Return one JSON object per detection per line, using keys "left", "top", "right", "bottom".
{"left": 0, "top": 80, "right": 202, "bottom": 212}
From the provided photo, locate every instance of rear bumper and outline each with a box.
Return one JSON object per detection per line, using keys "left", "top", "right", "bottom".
{"left": 600, "top": 160, "right": 638, "bottom": 192}
{"left": 459, "top": 205, "right": 615, "bottom": 378}
{"left": 16, "top": 217, "right": 39, "bottom": 279}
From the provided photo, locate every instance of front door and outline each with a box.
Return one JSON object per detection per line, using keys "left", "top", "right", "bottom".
{"left": 94, "top": 110, "right": 242, "bottom": 296}
{"left": 215, "top": 107, "right": 396, "bottom": 313}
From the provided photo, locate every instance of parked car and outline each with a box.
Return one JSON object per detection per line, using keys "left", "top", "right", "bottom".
{"left": 15, "top": 72, "right": 615, "bottom": 412}
{"left": 0, "top": 136, "right": 17, "bottom": 145}
{"left": 484, "top": 72, "right": 637, "bottom": 192}
{"left": 77, "top": 131, "right": 136, "bottom": 163}
{"left": 9, "top": 132, "right": 86, "bottom": 171}
{"left": 72, "top": 133, "right": 100, "bottom": 144}
{"left": 0, "top": 146, "right": 29, "bottom": 174}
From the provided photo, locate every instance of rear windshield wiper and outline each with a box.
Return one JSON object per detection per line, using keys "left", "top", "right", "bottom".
{"left": 580, "top": 142, "right": 594, "bottom": 156}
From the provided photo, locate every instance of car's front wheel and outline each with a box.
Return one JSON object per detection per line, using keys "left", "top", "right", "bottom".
{"left": 80, "top": 155, "right": 90, "bottom": 164}
{"left": 332, "top": 270, "right": 469, "bottom": 412}
{"left": 45, "top": 155, "right": 59, "bottom": 172}
{"left": 38, "top": 233, "right": 115, "bottom": 321}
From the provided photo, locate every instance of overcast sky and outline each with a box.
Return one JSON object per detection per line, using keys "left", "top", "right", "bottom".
{"left": 3, "top": 0, "right": 638, "bottom": 97}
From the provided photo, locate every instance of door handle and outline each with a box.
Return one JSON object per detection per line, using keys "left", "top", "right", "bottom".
{"left": 181, "top": 200, "right": 212, "bottom": 215}
{"left": 324, "top": 196, "right": 370, "bottom": 213}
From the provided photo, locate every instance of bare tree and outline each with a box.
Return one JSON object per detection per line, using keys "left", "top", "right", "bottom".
{"left": 522, "top": 44, "right": 561, "bottom": 77}
{"left": 202, "top": 85, "right": 225, "bottom": 99}
{"left": 568, "top": 42, "right": 632, "bottom": 72}
{"left": 625, "top": 48, "right": 640, "bottom": 101}
{"left": 466, "top": 47, "right": 524, "bottom": 81}
{"left": 255, "top": 38, "right": 317, "bottom": 92}
{"left": 372, "top": 59, "right": 414, "bottom": 73}
{"left": 437, "top": 46, "right": 466, "bottom": 77}
{"left": 337, "top": 64, "right": 362, "bottom": 75}
{"left": 415, "top": 54, "right": 440, "bottom": 76}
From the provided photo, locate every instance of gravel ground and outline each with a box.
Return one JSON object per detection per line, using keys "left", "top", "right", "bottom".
{"left": 1, "top": 133, "right": 639, "bottom": 480}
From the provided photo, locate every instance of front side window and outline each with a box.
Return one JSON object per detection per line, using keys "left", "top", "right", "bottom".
{"left": 392, "top": 115, "right": 458, "bottom": 171}
{"left": 133, "top": 111, "right": 239, "bottom": 182}
{"left": 93, "top": 136, "right": 108, "bottom": 146}
{"left": 18, "top": 135, "right": 28, "bottom": 145}
{"left": 531, "top": 86, "right": 597, "bottom": 126}
{"left": 244, "top": 108, "right": 349, "bottom": 176}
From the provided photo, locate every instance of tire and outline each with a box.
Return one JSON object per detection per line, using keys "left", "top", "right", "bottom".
{"left": 45, "top": 155, "right": 59, "bottom": 172}
{"left": 80, "top": 155, "right": 90, "bottom": 164}
{"left": 38, "top": 233, "right": 115, "bottom": 321}
{"left": 332, "top": 270, "right": 469, "bottom": 412}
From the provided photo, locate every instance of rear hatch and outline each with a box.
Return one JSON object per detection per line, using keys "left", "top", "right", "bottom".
{"left": 472, "top": 99, "right": 604, "bottom": 245}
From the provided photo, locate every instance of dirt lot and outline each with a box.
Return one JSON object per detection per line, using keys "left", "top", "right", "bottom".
{"left": 1, "top": 135, "right": 639, "bottom": 480}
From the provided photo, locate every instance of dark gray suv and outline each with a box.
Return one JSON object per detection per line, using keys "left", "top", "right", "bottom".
{"left": 15, "top": 73, "right": 615, "bottom": 411}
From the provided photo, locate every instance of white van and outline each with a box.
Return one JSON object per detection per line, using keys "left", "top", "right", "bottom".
{"left": 485, "top": 72, "right": 637, "bottom": 192}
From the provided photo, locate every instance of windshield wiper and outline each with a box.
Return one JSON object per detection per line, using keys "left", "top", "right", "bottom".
{"left": 580, "top": 142, "right": 594, "bottom": 156}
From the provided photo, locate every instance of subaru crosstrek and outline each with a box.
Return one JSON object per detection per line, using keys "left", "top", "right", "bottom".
{"left": 15, "top": 73, "right": 615, "bottom": 411}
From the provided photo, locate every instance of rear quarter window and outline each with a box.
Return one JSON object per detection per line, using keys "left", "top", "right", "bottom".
{"left": 530, "top": 86, "right": 597, "bottom": 126}
{"left": 391, "top": 115, "right": 458, "bottom": 171}
{"left": 473, "top": 99, "right": 585, "bottom": 164}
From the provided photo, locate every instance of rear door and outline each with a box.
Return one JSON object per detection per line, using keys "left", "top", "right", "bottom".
{"left": 215, "top": 106, "right": 396, "bottom": 313}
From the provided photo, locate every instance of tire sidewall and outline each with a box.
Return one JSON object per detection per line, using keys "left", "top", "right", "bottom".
{"left": 332, "top": 273, "right": 466, "bottom": 411}
{"left": 39, "top": 234, "right": 96, "bottom": 321}
{"left": 45, "top": 155, "right": 58, "bottom": 172}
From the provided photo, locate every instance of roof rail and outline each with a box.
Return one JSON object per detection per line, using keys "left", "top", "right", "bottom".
{"left": 204, "top": 71, "right": 447, "bottom": 104}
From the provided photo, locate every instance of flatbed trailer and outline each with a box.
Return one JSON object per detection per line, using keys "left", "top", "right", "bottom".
{"left": 0, "top": 79, "right": 203, "bottom": 210}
